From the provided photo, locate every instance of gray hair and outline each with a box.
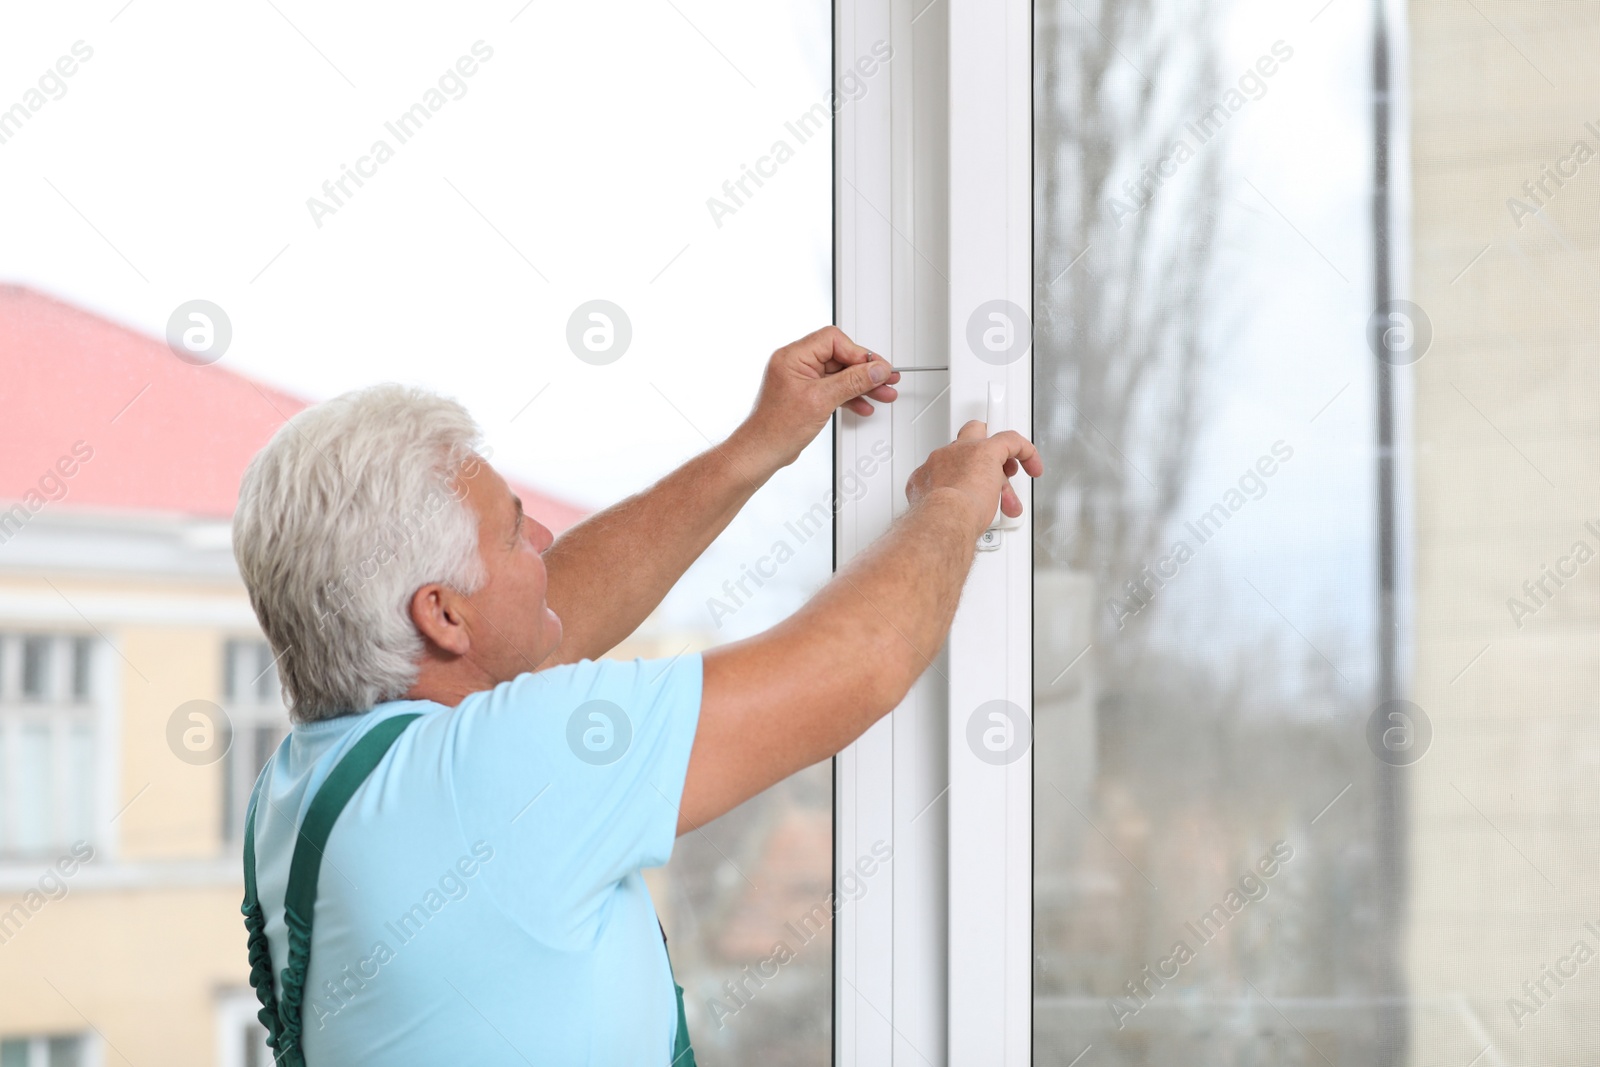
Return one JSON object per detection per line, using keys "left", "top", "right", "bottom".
{"left": 232, "top": 384, "right": 488, "bottom": 722}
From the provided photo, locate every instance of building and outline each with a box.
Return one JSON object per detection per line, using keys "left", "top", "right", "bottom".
{"left": 0, "top": 285, "right": 586, "bottom": 1066}
{"left": 1409, "top": 6, "right": 1600, "bottom": 1065}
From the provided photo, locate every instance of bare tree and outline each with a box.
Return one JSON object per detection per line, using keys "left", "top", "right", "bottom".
{"left": 1034, "top": 0, "right": 1225, "bottom": 636}
{"left": 1033, "top": 7, "right": 1396, "bottom": 1066}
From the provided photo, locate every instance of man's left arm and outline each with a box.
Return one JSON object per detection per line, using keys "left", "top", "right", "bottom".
{"left": 536, "top": 326, "right": 900, "bottom": 668}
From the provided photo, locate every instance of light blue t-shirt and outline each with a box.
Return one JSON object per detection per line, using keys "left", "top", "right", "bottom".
{"left": 248, "top": 654, "right": 703, "bottom": 1066}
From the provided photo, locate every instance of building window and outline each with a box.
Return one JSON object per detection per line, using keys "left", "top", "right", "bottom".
{"left": 221, "top": 639, "right": 289, "bottom": 843}
{"left": 69, "top": 638, "right": 92, "bottom": 703}
{"left": 0, "top": 633, "right": 96, "bottom": 860}
{"left": 20, "top": 637, "right": 51, "bottom": 701}
{"left": 0, "top": 1033, "right": 89, "bottom": 1067}
{"left": 215, "top": 989, "right": 271, "bottom": 1067}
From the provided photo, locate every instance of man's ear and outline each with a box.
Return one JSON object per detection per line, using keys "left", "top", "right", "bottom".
{"left": 409, "top": 583, "right": 472, "bottom": 656}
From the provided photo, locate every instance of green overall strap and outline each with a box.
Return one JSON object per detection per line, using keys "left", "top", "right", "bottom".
{"left": 659, "top": 920, "right": 697, "bottom": 1066}
{"left": 242, "top": 774, "right": 285, "bottom": 1059}
{"left": 242, "top": 712, "right": 421, "bottom": 1067}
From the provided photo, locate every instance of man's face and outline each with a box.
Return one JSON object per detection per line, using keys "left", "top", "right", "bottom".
{"left": 455, "top": 455, "right": 563, "bottom": 679}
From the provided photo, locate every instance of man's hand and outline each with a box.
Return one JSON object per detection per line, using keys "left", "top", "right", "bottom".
{"left": 906, "top": 419, "right": 1044, "bottom": 534}
{"left": 537, "top": 326, "right": 897, "bottom": 668}
{"left": 736, "top": 325, "right": 901, "bottom": 469}
{"left": 684, "top": 422, "right": 1043, "bottom": 833}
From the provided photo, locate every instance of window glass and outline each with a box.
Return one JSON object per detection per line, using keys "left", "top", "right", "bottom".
{"left": 69, "top": 637, "right": 91, "bottom": 703}
{"left": 243, "top": 1025, "right": 271, "bottom": 1067}
{"left": 45, "top": 1036, "right": 81, "bottom": 1067}
{"left": 65, "top": 721, "right": 94, "bottom": 845}
{"left": 0, "top": 635, "right": 97, "bottom": 858}
{"left": 16, "top": 723, "right": 53, "bottom": 856}
{"left": 0, "top": 1033, "right": 83, "bottom": 1067}
{"left": 222, "top": 640, "right": 242, "bottom": 704}
{"left": 20, "top": 637, "right": 50, "bottom": 701}
{"left": 1, "top": 4, "right": 830, "bottom": 1062}
{"left": 1035, "top": 0, "right": 1600, "bottom": 1064}
{"left": 221, "top": 641, "right": 289, "bottom": 839}
{"left": 254, "top": 644, "right": 279, "bottom": 704}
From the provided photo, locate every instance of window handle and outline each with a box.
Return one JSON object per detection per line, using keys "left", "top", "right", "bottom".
{"left": 986, "top": 382, "right": 1023, "bottom": 533}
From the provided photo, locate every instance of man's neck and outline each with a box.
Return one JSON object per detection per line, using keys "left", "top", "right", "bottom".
{"left": 405, "top": 664, "right": 497, "bottom": 708}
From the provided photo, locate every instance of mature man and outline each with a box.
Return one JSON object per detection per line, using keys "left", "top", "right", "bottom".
{"left": 233, "top": 326, "right": 1041, "bottom": 1065}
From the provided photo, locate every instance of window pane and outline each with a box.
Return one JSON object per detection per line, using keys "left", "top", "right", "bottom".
{"left": 20, "top": 637, "right": 51, "bottom": 701}
{"left": 254, "top": 644, "right": 279, "bottom": 704}
{"left": 223, "top": 640, "right": 243, "bottom": 704}
{"left": 242, "top": 1024, "right": 271, "bottom": 1067}
{"left": 1036, "top": 0, "right": 1600, "bottom": 1065}
{"left": 221, "top": 729, "right": 236, "bottom": 845}
{"left": 0, "top": 1040, "right": 25, "bottom": 1067}
{"left": 65, "top": 721, "right": 93, "bottom": 846}
{"left": 1, "top": 4, "right": 830, "bottom": 1062}
{"left": 69, "top": 638, "right": 92, "bottom": 702}
{"left": 251, "top": 726, "right": 280, "bottom": 780}
{"left": 225, "top": 724, "right": 285, "bottom": 840}
{"left": 16, "top": 723, "right": 53, "bottom": 854}
{"left": 226, "top": 640, "right": 281, "bottom": 706}
{"left": 45, "top": 1036, "right": 81, "bottom": 1067}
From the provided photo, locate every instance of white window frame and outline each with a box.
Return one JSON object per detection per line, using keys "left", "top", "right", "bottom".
{"left": 215, "top": 988, "right": 271, "bottom": 1067}
{"left": 0, "top": 1031, "right": 101, "bottom": 1067}
{"left": 219, "top": 638, "right": 290, "bottom": 846}
{"left": 834, "top": 0, "right": 1032, "bottom": 1060}
{"left": 0, "top": 632, "right": 106, "bottom": 862}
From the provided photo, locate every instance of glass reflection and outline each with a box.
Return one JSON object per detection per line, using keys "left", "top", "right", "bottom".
{"left": 1034, "top": 0, "right": 1600, "bottom": 1064}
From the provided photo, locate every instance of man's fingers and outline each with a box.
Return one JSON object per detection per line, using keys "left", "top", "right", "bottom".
{"left": 844, "top": 380, "right": 899, "bottom": 417}
{"left": 999, "top": 481, "right": 1022, "bottom": 519}
{"left": 827, "top": 355, "right": 896, "bottom": 411}
{"left": 987, "top": 430, "right": 1043, "bottom": 477}
{"left": 825, "top": 327, "right": 876, "bottom": 367}
{"left": 797, "top": 325, "right": 876, "bottom": 372}
{"left": 956, "top": 419, "right": 989, "bottom": 441}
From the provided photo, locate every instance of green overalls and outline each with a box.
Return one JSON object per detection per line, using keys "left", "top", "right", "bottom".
{"left": 241, "top": 713, "right": 696, "bottom": 1065}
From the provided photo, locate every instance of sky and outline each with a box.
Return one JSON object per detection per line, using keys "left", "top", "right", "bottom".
{"left": 0, "top": 0, "right": 1381, "bottom": 646}
{"left": 1143, "top": 0, "right": 1389, "bottom": 691}
{"left": 0, "top": 0, "right": 836, "bottom": 637}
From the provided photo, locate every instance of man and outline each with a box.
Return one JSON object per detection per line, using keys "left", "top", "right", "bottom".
{"left": 233, "top": 325, "right": 1041, "bottom": 1065}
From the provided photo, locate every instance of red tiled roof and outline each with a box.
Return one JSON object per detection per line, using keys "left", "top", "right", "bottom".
{"left": 0, "top": 286, "right": 587, "bottom": 531}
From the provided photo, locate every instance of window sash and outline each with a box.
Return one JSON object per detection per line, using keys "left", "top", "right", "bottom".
{"left": 219, "top": 638, "right": 289, "bottom": 844}
{"left": 0, "top": 633, "right": 99, "bottom": 859}
{"left": 833, "top": 0, "right": 1033, "bottom": 1059}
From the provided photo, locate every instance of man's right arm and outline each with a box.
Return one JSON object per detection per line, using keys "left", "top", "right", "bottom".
{"left": 678, "top": 422, "right": 1043, "bottom": 835}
